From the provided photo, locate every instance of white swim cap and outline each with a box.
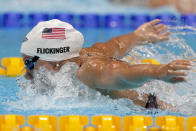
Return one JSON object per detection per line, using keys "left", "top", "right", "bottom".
{"left": 20, "top": 19, "right": 84, "bottom": 61}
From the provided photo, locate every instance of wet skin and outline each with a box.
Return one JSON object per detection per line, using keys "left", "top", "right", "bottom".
{"left": 23, "top": 19, "right": 192, "bottom": 110}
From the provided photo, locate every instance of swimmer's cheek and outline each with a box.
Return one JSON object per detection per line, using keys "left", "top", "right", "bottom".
{"left": 24, "top": 72, "right": 33, "bottom": 80}
{"left": 156, "top": 98, "right": 177, "bottom": 112}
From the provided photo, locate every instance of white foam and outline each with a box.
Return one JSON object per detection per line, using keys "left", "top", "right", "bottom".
{"left": 125, "top": 26, "right": 196, "bottom": 114}
{"left": 10, "top": 62, "right": 142, "bottom": 115}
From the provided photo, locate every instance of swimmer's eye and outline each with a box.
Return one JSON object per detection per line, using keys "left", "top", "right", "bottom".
{"left": 24, "top": 56, "right": 39, "bottom": 70}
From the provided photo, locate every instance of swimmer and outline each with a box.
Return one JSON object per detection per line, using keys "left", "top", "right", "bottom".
{"left": 21, "top": 19, "right": 192, "bottom": 110}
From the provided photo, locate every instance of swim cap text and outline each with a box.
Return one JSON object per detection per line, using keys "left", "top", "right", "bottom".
{"left": 37, "top": 47, "right": 70, "bottom": 54}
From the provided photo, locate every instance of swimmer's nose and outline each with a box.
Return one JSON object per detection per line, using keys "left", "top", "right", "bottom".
{"left": 54, "top": 63, "right": 61, "bottom": 71}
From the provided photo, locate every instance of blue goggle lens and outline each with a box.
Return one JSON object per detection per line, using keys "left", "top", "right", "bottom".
{"left": 24, "top": 56, "right": 39, "bottom": 70}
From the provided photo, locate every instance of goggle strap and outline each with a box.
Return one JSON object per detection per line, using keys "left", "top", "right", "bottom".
{"left": 32, "top": 56, "right": 40, "bottom": 62}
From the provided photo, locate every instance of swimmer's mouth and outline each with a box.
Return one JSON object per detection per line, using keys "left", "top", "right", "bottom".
{"left": 145, "top": 94, "right": 158, "bottom": 109}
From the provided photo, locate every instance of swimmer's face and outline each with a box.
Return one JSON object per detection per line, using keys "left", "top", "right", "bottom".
{"left": 22, "top": 54, "right": 66, "bottom": 80}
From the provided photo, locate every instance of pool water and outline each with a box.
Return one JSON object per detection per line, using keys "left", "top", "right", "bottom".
{"left": 0, "top": 25, "right": 196, "bottom": 118}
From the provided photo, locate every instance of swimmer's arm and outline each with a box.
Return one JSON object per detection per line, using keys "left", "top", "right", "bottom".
{"left": 77, "top": 59, "right": 191, "bottom": 90}
{"left": 89, "top": 19, "right": 170, "bottom": 58}
{"left": 148, "top": 0, "right": 170, "bottom": 8}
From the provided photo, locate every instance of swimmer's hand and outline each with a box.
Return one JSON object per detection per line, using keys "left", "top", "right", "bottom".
{"left": 134, "top": 19, "right": 170, "bottom": 44}
{"left": 157, "top": 60, "right": 192, "bottom": 83}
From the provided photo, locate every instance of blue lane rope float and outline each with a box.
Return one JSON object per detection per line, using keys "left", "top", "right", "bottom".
{"left": 130, "top": 14, "right": 151, "bottom": 28}
{"left": 1, "top": 13, "right": 196, "bottom": 28}
{"left": 181, "top": 14, "right": 196, "bottom": 27}
{"left": 79, "top": 14, "right": 100, "bottom": 28}
{"left": 28, "top": 13, "right": 49, "bottom": 27}
{"left": 53, "top": 13, "right": 74, "bottom": 26}
{"left": 155, "top": 14, "right": 177, "bottom": 26}
{"left": 104, "top": 14, "right": 125, "bottom": 28}
{"left": 2, "top": 12, "right": 24, "bottom": 28}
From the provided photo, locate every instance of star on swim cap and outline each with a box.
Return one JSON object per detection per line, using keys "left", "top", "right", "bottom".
{"left": 20, "top": 19, "right": 84, "bottom": 61}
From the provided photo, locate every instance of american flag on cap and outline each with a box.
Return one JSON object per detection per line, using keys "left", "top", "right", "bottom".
{"left": 42, "top": 28, "right": 66, "bottom": 39}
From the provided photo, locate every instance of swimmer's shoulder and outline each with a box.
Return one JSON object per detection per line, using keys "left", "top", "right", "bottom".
{"left": 79, "top": 46, "right": 125, "bottom": 64}
{"left": 80, "top": 41, "right": 117, "bottom": 58}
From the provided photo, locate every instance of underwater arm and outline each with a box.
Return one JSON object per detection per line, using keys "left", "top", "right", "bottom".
{"left": 77, "top": 59, "right": 191, "bottom": 90}
{"left": 90, "top": 19, "right": 170, "bottom": 58}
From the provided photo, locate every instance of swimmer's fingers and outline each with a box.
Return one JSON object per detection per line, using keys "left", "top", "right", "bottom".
{"left": 169, "top": 77, "right": 187, "bottom": 83}
{"left": 157, "top": 26, "right": 168, "bottom": 34}
{"left": 154, "top": 24, "right": 164, "bottom": 30}
{"left": 174, "top": 65, "right": 191, "bottom": 70}
{"left": 157, "top": 31, "right": 170, "bottom": 41}
{"left": 173, "top": 60, "right": 193, "bottom": 65}
{"left": 168, "top": 70, "right": 187, "bottom": 76}
{"left": 168, "top": 60, "right": 192, "bottom": 71}
{"left": 149, "top": 19, "right": 161, "bottom": 25}
{"left": 171, "top": 60, "right": 193, "bottom": 67}
{"left": 171, "top": 65, "right": 191, "bottom": 70}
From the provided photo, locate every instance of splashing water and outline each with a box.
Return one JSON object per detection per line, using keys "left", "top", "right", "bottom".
{"left": 126, "top": 27, "right": 196, "bottom": 63}
{"left": 124, "top": 25, "right": 196, "bottom": 115}
{"left": 9, "top": 62, "right": 145, "bottom": 116}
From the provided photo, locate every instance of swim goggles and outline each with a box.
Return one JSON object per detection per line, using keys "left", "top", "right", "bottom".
{"left": 24, "top": 56, "right": 40, "bottom": 70}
